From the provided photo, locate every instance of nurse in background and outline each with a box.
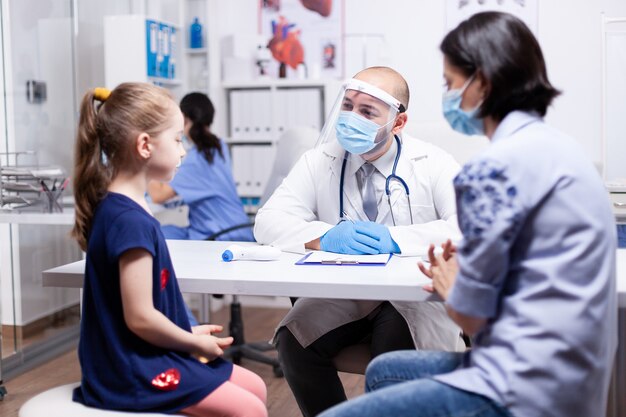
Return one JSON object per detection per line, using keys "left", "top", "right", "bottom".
{"left": 149, "top": 92, "right": 253, "bottom": 242}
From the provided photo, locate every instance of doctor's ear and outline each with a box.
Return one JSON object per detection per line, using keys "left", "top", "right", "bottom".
{"left": 135, "top": 132, "right": 152, "bottom": 160}
{"left": 392, "top": 112, "right": 408, "bottom": 135}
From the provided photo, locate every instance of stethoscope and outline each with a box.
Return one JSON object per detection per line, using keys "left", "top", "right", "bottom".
{"left": 339, "top": 134, "right": 414, "bottom": 226}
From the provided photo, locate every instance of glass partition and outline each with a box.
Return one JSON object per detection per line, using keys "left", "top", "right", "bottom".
{"left": 0, "top": 0, "right": 81, "bottom": 378}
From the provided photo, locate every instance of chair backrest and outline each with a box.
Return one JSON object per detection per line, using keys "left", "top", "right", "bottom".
{"left": 260, "top": 126, "right": 319, "bottom": 206}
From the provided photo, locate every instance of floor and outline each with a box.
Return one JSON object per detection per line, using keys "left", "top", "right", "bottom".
{"left": 0, "top": 306, "right": 365, "bottom": 417}
{"left": 2, "top": 305, "right": 81, "bottom": 360}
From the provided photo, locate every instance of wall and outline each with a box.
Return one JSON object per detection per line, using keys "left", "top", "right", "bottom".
{"left": 205, "top": 0, "right": 626, "bottom": 166}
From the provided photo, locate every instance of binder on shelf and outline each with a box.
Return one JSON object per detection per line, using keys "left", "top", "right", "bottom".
{"left": 229, "top": 90, "right": 244, "bottom": 140}
{"left": 146, "top": 20, "right": 159, "bottom": 77}
{"left": 159, "top": 23, "right": 170, "bottom": 79}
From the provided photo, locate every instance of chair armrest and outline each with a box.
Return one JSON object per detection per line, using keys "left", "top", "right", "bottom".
{"left": 206, "top": 222, "right": 255, "bottom": 241}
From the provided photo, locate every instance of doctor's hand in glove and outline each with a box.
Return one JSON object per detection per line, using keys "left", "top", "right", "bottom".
{"left": 320, "top": 220, "right": 382, "bottom": 254}
{"left": 353, "top": 221, "right": 401, "bottom": 254}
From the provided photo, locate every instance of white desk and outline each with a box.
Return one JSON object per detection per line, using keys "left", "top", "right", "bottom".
{"left": 42, "top": 240, "right": 435, "bottom": 302}
{"left": 42, "top": 241, "right": 626, "bottom": 417}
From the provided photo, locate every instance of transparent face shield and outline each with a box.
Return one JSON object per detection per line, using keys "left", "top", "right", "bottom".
{"left": 316, "top": 78, "right": 405, "bottom": 157}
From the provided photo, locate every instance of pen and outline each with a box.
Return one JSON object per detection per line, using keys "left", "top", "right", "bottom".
{"left": 321, "top": 260, "right": 359, "bottom": 265}
{"left": 341, "top": 211, "right": 356, "bottom": 223}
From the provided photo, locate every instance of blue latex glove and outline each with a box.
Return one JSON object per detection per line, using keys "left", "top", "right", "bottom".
{"left": 320, "top": 221, "right": 381, "bottom": 254}
{"left": 353, "top": 221, "right": 400, "bottom": 254}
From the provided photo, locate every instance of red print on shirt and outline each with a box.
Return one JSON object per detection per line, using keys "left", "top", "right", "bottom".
{"left": 160, "top": 268, "right": 170, "bottom": 290}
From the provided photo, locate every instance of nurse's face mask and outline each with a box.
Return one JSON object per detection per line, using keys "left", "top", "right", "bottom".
{"left": 315, "top": 79, "right": 404, "bottom": 156}
{"left": 442, "top": 74, "right": 485, "bottom": 136}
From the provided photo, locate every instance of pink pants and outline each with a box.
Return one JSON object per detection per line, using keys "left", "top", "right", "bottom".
{"left": 180, "top": 364, "right": 267, "bottom": 417}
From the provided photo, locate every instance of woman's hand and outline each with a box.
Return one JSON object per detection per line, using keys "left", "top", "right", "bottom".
{"left": 418, "top": 240, "right": 458, "bottom": 301}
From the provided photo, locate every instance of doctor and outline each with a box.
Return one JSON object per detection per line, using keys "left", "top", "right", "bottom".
{"left": 255, "top": 66, "right": 464, "bottom": 417}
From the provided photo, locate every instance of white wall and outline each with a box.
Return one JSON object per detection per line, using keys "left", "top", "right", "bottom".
{"left": 203, "top": 0, "right": 626, "bottom": 165}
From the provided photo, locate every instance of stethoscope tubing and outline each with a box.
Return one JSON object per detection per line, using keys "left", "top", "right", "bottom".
{"left": 339, "top": 135, "right": 413, "bottom": 225}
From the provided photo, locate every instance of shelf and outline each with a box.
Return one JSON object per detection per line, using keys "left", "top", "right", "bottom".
{"left": 222, "top": 78, "right": 337, "bottom": 89}
{"left": 0, "top": 210, "right": 74, "bottom": 225}
{"left": 148, "top": 77, "right": 183, "bottom": 86}
{"left": 186, "top": 48, "right": 207, "bottom": 55}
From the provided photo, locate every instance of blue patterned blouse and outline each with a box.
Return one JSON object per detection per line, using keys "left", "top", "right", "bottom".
{"left": 435, "top": 111, "right": 617, "bottom": 417}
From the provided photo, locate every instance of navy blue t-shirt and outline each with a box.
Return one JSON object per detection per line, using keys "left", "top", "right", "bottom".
{"left": 73, "top": 193, "right": 232, "bottom": 413}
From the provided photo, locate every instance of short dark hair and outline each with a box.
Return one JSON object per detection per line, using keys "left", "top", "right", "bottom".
{"left": 440, "top": 11, "right": 560, "bottom": 121}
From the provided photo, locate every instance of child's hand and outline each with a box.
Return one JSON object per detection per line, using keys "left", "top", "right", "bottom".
{"left": 195, "top": 334, "right": 234, "bottom": 362}
{"left": 192, "top": 324, "right": 223, "bottom": 336}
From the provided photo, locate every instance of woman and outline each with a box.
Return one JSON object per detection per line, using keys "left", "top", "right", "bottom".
{"left": 319, "top": 11, "right": 617, "bottom": 417}
{"left": 148, "top": 92, "right": 253, "bottom": 242}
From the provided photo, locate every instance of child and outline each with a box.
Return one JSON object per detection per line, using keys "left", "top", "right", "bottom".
{"left": 71, "top": 83, "right": 267, "bottom": 417}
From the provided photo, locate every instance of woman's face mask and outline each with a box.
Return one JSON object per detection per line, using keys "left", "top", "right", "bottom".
{"left": 442, "top": 75, "right": 484, "bottom": 136}
{"left": 335, "top": 111, "right": 394, "bottom": 154}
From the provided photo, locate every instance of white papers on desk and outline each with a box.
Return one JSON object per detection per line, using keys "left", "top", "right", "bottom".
{"left": 300, "top": 251, "right": 391, "bottom": 265}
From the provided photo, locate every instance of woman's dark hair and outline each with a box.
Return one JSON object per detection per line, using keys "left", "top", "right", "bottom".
{"left": 440, "top": 11, "right": 560, "bottom": 121}
{"left": 180, "top": 92, "right": 223, "bottom": 164}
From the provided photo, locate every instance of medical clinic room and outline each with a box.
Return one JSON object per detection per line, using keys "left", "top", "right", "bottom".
{"left": 1, "top": 0, "right": 626, "bottom": 416}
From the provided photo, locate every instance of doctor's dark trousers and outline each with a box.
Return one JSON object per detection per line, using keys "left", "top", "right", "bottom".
{"left": 275, "top": 301, "right": 415, "bottom": 417}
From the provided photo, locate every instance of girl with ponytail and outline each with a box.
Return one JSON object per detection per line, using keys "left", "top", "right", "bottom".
{"left": 71, "top": 83, "right": 266, "bottom": 417}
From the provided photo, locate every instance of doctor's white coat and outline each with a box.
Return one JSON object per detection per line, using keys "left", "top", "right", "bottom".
{"left": 255, "top": 133, "right": 465, "bottom": 350}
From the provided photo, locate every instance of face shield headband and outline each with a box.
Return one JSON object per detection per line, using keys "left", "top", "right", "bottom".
{"left": 316, "top": 78, "right": 406, "bottom": 155}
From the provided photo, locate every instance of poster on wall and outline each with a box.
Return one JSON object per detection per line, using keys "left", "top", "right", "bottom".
{"left": 446, "top": 0, "right": 538, "bottom": 34}
{"left": 259, "top": 0, "right": 344, "bottom": 79}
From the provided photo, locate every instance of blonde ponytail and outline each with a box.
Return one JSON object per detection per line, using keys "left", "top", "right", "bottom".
{"left": 71, "top": 90, "right": 111, "bottom": 251}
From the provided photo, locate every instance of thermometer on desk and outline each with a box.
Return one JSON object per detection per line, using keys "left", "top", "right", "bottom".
{"left": 221, "top": 244, "right": 281, "bottom": 262}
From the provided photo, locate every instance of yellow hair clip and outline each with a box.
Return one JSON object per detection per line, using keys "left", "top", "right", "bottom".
{"left": 93, "top": 87, "right": 111, "bottom": 102}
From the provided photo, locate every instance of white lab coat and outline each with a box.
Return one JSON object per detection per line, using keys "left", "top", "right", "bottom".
{"left": 255, "top": 133, "right": 465, "bottom": 350}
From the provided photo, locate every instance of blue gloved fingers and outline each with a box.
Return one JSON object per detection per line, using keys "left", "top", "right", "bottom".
{"left": 351, "top": 229, "right": 381, "bottom": 248}
{"left": 346, "top": 239, "right": 380, "bottom": 255}
{"left": 353, "top": 221, "right": 386, "bottom": 240}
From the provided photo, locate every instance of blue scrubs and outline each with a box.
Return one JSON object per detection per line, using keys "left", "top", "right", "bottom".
{"left": 74, "top": 192, "right": 232, "bottom": 413}
{"left": 162, "top": 141, "right": 254, "bottom": 242}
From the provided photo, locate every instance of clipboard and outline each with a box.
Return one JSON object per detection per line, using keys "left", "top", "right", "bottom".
{"left": 295, "top": 252, "right": 392, "bottom": 266}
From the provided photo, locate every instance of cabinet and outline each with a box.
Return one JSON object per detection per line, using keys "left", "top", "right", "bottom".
{"left": 104, "top": 15, "right": 182, "bottom": 90}
{"left": 183, "top": 0, "right": 209, "bottom": 93}
{"left": 103, "top": 2, "right": 211, "bottom": 97}
{"left": 223, "top": 79, "right": 340, "bottom": 212}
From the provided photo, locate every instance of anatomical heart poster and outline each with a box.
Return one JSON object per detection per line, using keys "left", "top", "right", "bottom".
{"left": 260, "top": 0, "right": 344, "bottom": 79}
{"left": 446, "top": 0, "right": 538, "bottom": 35}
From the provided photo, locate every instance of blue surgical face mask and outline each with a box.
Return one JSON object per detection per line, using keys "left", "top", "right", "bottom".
{"left": 442, "top": 75, "right": 484, "bottom": 136}
{"left": 335, "top": 111, "right": 392, "bottom": 154}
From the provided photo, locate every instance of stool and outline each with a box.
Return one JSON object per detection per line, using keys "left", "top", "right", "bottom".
{"left": 19, "top": 383, "right": 184, "bottom": 417}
